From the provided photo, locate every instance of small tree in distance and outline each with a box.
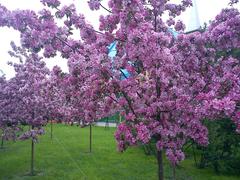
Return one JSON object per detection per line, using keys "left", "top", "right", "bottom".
{"left": 7, "top": 44, "right": 49, "bottom": 175}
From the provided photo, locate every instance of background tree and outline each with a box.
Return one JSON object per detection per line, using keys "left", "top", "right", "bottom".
{"left": 0, "top": 67, "right": 21, "bottom": 149}
{"left": 7, "top": 44, "right": 50, "bottom": 175}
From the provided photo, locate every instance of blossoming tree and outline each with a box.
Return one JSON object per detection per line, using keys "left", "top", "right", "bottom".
{"left": 0, "top": 76, "right": 19, "bottom": 149}
{"left": 6, "top": 44, "right": 50, "bottom": 175}
{"left": 0, "top": 0, "right": 240, "bottom": 179}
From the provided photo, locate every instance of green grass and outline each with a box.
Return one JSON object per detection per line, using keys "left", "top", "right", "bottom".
{"left": 0, "top": 124, "right": 239, "bottom": 180}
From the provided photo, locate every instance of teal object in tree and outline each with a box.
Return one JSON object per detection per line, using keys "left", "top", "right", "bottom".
{"left": 108, "top": 41, "right": 130, "bottom": 80}
{"left": 108, "top": 41, "right": 117, "bottom": 58}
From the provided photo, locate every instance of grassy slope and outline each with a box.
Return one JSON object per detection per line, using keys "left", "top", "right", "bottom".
{"left": 0, "top": 124, "right": 239, "bottom": 180}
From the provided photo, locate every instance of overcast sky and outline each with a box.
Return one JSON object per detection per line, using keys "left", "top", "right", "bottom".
{"left": 0, "top": 0, "right": 239, "bottom": 79}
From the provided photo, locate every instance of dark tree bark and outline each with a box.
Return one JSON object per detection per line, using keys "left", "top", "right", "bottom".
{"left": 50, "top": 119, "right": 53, "bottom": 140}
{"left": 105, "top": 117, "right": 109, "bottom": 129}
{"left": 192, "top": 144, "right": 198, "bottom": 167}
{"left": 1, "top": 133, "right": 4, "bottom": 149}
{"left": 172, "top": 164, "right": 176, "bottom": 180}
{"left": 30, "top": 126, "right": 35, "bottom": 176}
{"left": 157, "top": 150, "right": 164, "bottom": 180}
{"left": 156, "top": 75, "right": 164, "bottom": 180}
{"left": 89, "top": 124, "right": 92, "bottom": 153}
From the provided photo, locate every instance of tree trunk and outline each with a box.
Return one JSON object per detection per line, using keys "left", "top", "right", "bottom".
{"left": 172, "top": 164, "right": 176, "bottom": 180}
{"left": 192, "top": 144, "right": 197, "bottom": 167}
{"left": 157, "top": 150, "right": 164, "bottom": 180}
{"left": 89, "top": 125, "right": 92, "bottom": 153}
{"left": 105, "top": 117, "right": 109, "bottom": 129}
{"left": 51, "top": 119, "right": 53, "bottom": 140}
{"left": 1, "top": 133, "right": 4, "bottom": 149}
{"left": 156, "top": 76, "right": 163, "bottom": 180}
{"left": 30, "top": 128, "right": 35, "bottom": 176}
{"left": 116, "top": 113, "right": 121, "bottom": 128}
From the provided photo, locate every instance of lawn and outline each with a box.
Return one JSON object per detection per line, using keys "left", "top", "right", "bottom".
{"left": 0, "top": 124, "right": 239, "bottom": 180}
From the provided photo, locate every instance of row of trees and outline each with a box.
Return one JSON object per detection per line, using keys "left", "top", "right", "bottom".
{"left": 0, "top": 0, "right": 240, "bottom": 179}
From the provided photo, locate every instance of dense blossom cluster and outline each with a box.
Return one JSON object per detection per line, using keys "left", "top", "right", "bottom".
{"left": 0, "top": 44, "right": 50, "bottom": 141}
{"left": 0, "top": 76, "right": 20, "bottom": 141}
{"left": 207, "top": 8, "right": 240, "bottom": 50}
{"left": 88, "top": 0, "right": 101, "bottom": 11}
{"left": 0, "top": 0, "right": 239, "bottom": 170}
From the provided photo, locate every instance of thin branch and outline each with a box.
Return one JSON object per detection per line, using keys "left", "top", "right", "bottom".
{"left": 154, "top": 14, "right": 157, "bottom": 32}
{"left": 106, "top": 94, "right": 118, "bottom": 103}
{"left": 121, "top": 90, "right": 137, "bottom": 116}
{"left": 55, "top": 36, "right": 81, "bottom": 53}
{"left": 120, "top": 69, "right": 128, "bottom": 79}
{"left": 100, "top": 3, "right": 112, "bottom": 13}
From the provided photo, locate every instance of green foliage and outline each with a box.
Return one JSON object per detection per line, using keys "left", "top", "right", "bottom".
{"left": 217, "top": 48, "right": 240, "bottom": 59}
{"left": 196, "top": 119, "right": 240, "bottom": 174}
{"left": 141, "top": 138, "right": 157, "bottom": 156}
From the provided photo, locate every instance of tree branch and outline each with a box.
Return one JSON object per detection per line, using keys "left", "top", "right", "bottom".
{"left": 54, "top": 36, "right": 81, "bottom": 54}
{"left": 100, "top": 3, "right": 112, "bottom": 13}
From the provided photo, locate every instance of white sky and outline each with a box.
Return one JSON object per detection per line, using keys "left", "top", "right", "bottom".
{"left": 0, "top": 0, "right": 239, "bottom": 79}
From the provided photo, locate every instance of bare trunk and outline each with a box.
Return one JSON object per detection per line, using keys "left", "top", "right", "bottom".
{"left": 51, "top": 119, "right": 53, "bottom": 140}
{"left": 30, "top": 126, "right": 35, "bottom": 176}
{"left": 172, "top": 165, "right": 176, "bottom": 180}
{"left": 89, "top": 125, "right": 92, "bottom": 153}
{"left": 116, "top": 113, "right": 121, "bottom": 128}
{"left": 1, "top": 134, "right": 4, "bottom": 149}
{"left": 105, "top": 117, "right": 109, "bottom": 129}
{"left": 192, "top": 144, "right": 197, "bottom": 167}
{"left": 156, "top": 76, "right": 163, "bottom": 180}
{"left": 157, "top": 150, "right": 164, "bottom": 180}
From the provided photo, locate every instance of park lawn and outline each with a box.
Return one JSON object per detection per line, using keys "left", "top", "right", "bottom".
{"left": 0, "top": 124, "right": 239, "bottom": 180}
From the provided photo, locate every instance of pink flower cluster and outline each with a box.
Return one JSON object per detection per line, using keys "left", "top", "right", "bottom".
{"left": 88, "top": 0, "right": 101, "bottom": 11}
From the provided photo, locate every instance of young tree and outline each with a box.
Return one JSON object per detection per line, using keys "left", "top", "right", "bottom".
{"left": 43, "top": 66, "right": 68, "bottom": 139}
{"left": 7, "top": 45, "right": 50, "bottom": 175}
